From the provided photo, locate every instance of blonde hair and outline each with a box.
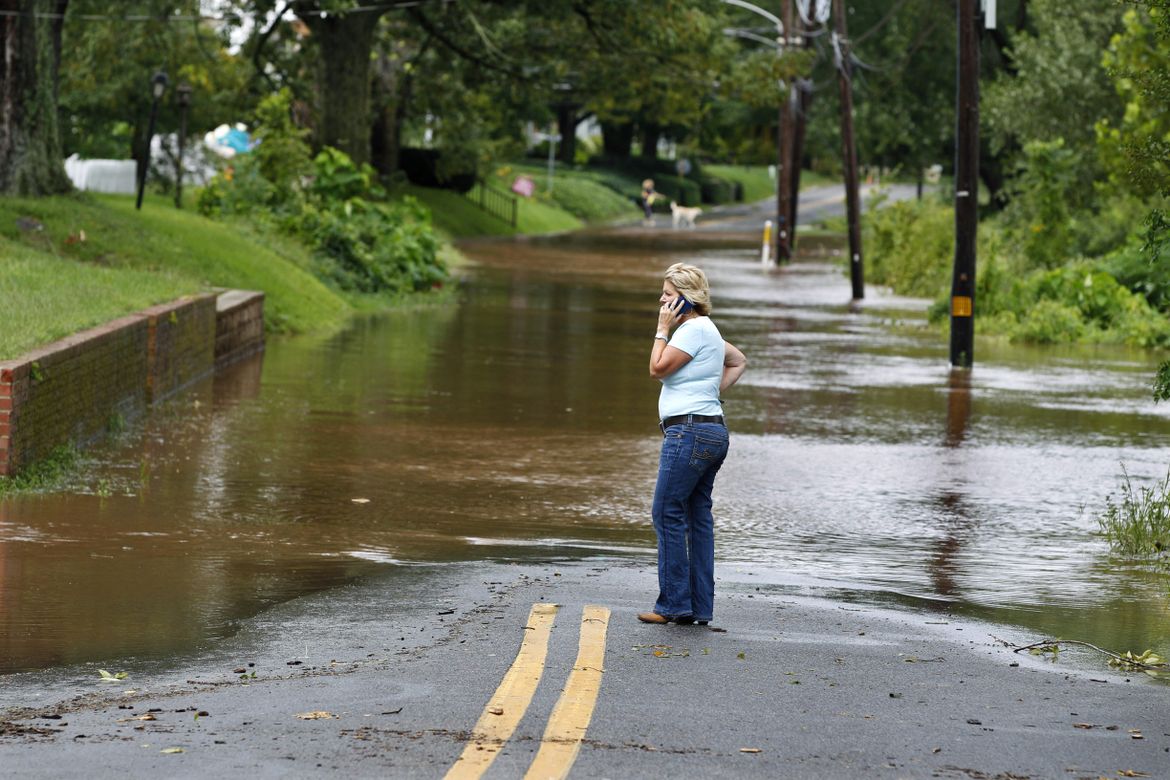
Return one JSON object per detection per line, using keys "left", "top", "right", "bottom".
{"left": 664, "top": 262, "right": 712, "bottom": 316}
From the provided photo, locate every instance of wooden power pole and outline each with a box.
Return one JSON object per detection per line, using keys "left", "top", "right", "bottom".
{"left": 775, "top": 0, "right": 796, "bottom": 263}
{"left": 788, "top": 5, "right": 811, "bottom": 252}
{"left": 950, "top": 0, "right": 979, "bottom": 367}
{"left": 832, "top": 0, "right": 864, "bottom": 301}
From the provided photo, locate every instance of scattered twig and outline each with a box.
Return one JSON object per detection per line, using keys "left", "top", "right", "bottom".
{"left": 1012, "top": 639, "right": 1169, "bottom": 671}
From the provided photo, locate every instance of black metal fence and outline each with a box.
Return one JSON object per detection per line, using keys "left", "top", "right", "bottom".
{"left": 464, "top": 179, "right": 518, "bottom": 228}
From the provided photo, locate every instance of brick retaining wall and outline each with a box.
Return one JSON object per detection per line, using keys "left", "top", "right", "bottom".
{"left": 144, "top": 294, "right": 218, "bottom": 403}
{"left": 0, "top": 290, "right": 265, "bottom": 477}
{"left": 215, "top": 290, "right": 265, "bottom": 368}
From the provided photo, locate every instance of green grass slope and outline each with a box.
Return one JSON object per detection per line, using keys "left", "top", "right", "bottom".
{"left": 0, "top": 193, "right": 351, "bottom": 346}
{"left": 401, "top": 184, "right": 582, "bottom": 239}
{"left": 0, "top": 236, "right": 195, "bottom": 360}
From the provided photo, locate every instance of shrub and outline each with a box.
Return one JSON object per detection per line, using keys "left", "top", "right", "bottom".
{"left": 1155, "top": 361, "right": 1170, "bottom": 402}
{"left": 863, "top": 196, "right": 953, "bottom": 297}
{"left": 398, "top": 147, "right": 475, "bottom": 192}
{"left": 1001, "top": 139, "right": 1084, "bottom": 270}
{"left": 983, "top": 262, "right": 1170, "bottom": 346}
{"left": 587, "top": 156, "right": 705, "bottom": 205}
{"left": 1008, "top": 298, "right": 1086, "bottom": 343}
{"left": 698, "top": 176, "right": 737, "bottom": 204}
{"left": 1104, "top": 209, "right": 1170, "bottom": 313}
{"left": 543, "top": 177, "right": 633, "bottom": 222}
{"left": 198, "top": 92, "right": 445, "bottom": 296}
{"left": 1098, "top": 464, "right": 1170, "bottom": 561}
{"left": 300, "top": 196, "right": 440, "bottom": 293}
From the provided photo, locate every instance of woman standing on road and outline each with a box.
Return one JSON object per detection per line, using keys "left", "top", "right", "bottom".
{"left": 640, "top": 263, "right": 747, "bottom": 626}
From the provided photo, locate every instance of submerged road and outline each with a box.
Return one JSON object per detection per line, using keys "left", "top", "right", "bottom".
{"left": 3, "top": 187, "right": 1169, "bottom": 778}
{"left": 1, "top": 560, "right": 1167, "bottom": 778}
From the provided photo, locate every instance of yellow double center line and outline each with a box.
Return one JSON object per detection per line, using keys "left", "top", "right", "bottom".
{"left": 444, "top": 603, "right": 611, "bottom": 780}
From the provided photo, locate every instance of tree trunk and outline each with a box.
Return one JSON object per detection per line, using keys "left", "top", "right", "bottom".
{"left": 0, "top": 0, "right": 71, "bottom": 195}
{"left": 370, "top": 99, "right": 398, "bottom": 177}
{"left": 296, "top": 2, "right": 388, "bottom": 165}
{"left": 555, "top": 103, "right": 579, "bottom": 164}
{"left": 370, "top": 49, "right": 401, "bottom": 176}
{"left": 600, "top": 120, "right": 633, "bottom": 158}
{"left": 640, "top": 122, "right": 660, "bottom": 159}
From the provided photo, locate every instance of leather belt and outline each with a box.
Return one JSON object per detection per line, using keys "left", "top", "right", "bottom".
{"left": 659, "top": 414, "right": 725, "bottom": 432}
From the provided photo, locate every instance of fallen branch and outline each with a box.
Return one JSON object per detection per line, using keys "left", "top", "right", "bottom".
{"left": 1012, "top": 639, "right": 1168, "bottom": 671}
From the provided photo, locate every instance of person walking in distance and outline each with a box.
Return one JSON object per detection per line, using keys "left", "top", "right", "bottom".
{"left": 640, "top": 179, "right": 658, "bottom": 226}
{"left": 641, "top": 263, "right": 747, "bottom": 626}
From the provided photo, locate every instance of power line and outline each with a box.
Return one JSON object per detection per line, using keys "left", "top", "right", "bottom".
{"left": 0, "top": 0, "right": 450, "bottom": 22}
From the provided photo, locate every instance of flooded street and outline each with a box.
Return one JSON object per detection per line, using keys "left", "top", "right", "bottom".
{"left": 3, "top": 228, "right": 1169, "bottom": 676}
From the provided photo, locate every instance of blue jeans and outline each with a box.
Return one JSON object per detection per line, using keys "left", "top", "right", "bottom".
{"left": 651, "top": 421, "right": 729, "bottom": 621}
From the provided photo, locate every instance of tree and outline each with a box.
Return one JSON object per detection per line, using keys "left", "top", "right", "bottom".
{"left": 1097, "top": 3, "right": 1170, "bottom": 201}
{"left": 0, "top": 0, "right": 71, "bottom": 195}
{"left": 59, "top": 0, "right": 248, "bottom": 174}
{"left": 291, "top": 0, "right": 390, "bottom": 166}
{"left": 985, "top": 0, "right": 1124, "bottom": 156}
{"left": 1104, "top": 1, "right": 1170, "bottom": 400}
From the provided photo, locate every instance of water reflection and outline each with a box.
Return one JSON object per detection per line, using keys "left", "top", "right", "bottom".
{"left": 926, "top": 369, "right": 975, "bottom": 603}
{"left": 2, "top": 229, "right": 1169, "bottom": 675}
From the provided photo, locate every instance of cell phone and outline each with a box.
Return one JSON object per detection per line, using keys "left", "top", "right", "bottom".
{"left": 676, "top": 295, "right": 694, "bottom": 315}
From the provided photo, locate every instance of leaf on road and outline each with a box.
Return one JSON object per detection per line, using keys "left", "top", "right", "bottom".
{"left": 160, "top": 747, "right": 184, "bottom": 754}
{"left": 351, "top": 498, "right": 370, "bottom": 504}
{"left": 1117, "top": 771, "right": 1150, "bottom": 778}
{"left": 739, "top": 748, "right": 762, "bottom": 754}
{"left": 296, "top": 711, "right": 337, "bottom": 720}
{"left": 98, "top": 669, "right": 129, "bottom": 681}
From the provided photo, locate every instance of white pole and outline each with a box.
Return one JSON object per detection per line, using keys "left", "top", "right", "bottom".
{"left": 547, "top": 132, "right": 557, "bottom": 194}
{"left": 761, "top": 220, "right": 773, "bottom": 265}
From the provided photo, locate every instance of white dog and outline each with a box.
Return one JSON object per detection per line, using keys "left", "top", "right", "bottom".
{"left": 670, "top": 201, "right": 702, "bottom": 229}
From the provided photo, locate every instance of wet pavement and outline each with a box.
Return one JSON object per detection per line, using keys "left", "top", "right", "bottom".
{"left": 1, "top": 560, "right": 1168, "bottom": 779}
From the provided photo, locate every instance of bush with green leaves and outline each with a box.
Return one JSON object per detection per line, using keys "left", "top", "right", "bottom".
{"left": 299, "top": 195, "right": 441, "bottom": 294}
{"left": 1103, "top": 209, "right": 1170, "bottom": 314}
{"left": 862, "top": 195, "right": 954, "bottom": 297}
{"left": 198, "top": 92, "right": 444, "bottom": 296}
{"left": 1098, "top": 464, "right": 1170, "bottom": 560}
{"left": 979, "top": 262, "right": 1170, "bottom": 346}
{"left": 1001, "top": 139, "right": 1084, "bottom": 270}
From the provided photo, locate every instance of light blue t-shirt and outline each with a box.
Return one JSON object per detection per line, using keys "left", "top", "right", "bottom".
{"left": 658, "top": 316, "right": 725, "bottom": 419}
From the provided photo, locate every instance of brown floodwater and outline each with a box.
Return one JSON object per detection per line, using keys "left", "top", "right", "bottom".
{"left": 3, "top": 227, "right": 1169, "bottom": 675}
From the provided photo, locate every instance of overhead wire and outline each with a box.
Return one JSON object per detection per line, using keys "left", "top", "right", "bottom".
{"left": 0, "top": 0, "right": 452, "bottom": 21}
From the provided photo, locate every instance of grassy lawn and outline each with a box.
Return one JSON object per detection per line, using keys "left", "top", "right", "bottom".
{"left": 0, "top": 236, "right": 196, "bottom": 360}
{"left": 0, "top": 192, "right": 354, "bottom": 357}
{"left": 400, "top": 183, "right": 582, "bottom": 239}
{"left": 705, "top": 164, "right": 835, "bottom": 203}
{"left": 489, "top": 163, "right": 636, "bottom": 223}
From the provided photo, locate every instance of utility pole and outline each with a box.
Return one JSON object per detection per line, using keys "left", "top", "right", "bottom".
{"left": 950, "top": 0, "right": 979, "bottom": 367}
{"left": 775, "top": 0, "right": 795, "bottom": 263}
{"left": 789, "top": 79, "right": 812, "bottom": 250}
{"left": 832, "top": 0, "right": 864, "bottom": 301}
{"left": 788, "top": 6, "right": 811, "bottom": 252}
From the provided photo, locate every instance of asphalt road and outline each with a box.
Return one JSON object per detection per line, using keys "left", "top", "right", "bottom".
{"left": 645, "top": 182, "right": 923, "bottom": 233}
{"left": 2, "top": 559, "right": 1167, "bottom": 779}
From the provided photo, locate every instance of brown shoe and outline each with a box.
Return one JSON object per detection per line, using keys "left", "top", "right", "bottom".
{"left": 637, "top": 612, "right": 670, "bottom": 624}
